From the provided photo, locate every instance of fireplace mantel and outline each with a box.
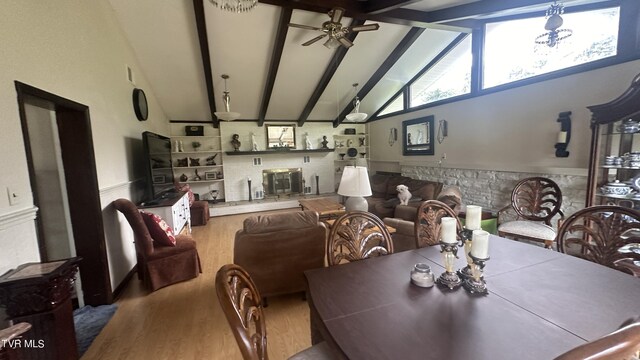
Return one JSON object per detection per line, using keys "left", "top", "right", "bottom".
{"left": 225, "top": 149, "right": 334, "bottom": 155}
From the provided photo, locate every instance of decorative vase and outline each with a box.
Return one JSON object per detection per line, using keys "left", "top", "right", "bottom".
{"left": 180, "top": 173, "right": 188, "bottom": 182}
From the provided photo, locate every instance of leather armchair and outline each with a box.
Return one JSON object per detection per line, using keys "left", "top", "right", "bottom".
{"left": 233, "top": 211, "right": 326, "bottom": 300}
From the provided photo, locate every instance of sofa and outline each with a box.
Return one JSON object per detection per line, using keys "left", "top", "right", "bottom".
{"left": 233, "top": 210, "right": 326, "bottom": 300}
{"left": 367, "top": 173, "right": 444, "bottom": 220}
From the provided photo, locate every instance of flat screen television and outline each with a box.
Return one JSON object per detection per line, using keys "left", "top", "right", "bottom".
{"left": 142, "top": 131, "right": 176, "bottom": 201}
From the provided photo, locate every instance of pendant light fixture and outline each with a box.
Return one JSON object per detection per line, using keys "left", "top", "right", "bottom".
{"left": 214, "top": 74, "right": 241, "bottom": 121}
{"left": 534, "top": 1, "right": 573, "bottom": 48}
{"left": 345, "top": 83, "right": 367, "bottom": 123}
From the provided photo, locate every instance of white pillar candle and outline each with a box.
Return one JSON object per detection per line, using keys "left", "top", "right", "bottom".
{"left": 470, "top": 230, "right": 490, "bottom": 259}
{"left": 466, "top": 205, "right": 482, "bottom": 231}
{"left": 557, "top": 131, "right": 567, "bottom": 144}
{"left": 440, "top": 217, "right": 457, "bottom": 244}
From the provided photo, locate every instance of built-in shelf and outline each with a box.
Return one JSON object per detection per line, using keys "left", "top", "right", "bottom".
{"left": 225, "top": 149, "right": 334, "bottom": 155}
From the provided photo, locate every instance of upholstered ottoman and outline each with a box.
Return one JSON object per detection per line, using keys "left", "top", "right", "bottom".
{"left": 190, "top": 200, "right": 210, "bottom": 226}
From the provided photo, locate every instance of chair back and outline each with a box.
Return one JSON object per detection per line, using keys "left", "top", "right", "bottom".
{"left": 414, "top": 200, "right": 462, "bottom": 248}
{"left": 216, "top": 264, "right": 268, "bottom": 360}
{"left": 557, "top": 205, "right": 640, "bottom": 276}
{"left": 510, "top": 177, "right": 563, "bottom": 225}
{"left": 554, "top": 321, "right": 640, "bottom": 360}
{"left": 113, "top": 198, "right": 154, "bottom": 257}
{"left": 327, "top": 211, "right": 394, "bottom": 266}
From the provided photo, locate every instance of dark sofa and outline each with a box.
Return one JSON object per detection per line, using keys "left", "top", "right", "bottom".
{"left": 367, "top": 173, "right": 443, "bottom": 219}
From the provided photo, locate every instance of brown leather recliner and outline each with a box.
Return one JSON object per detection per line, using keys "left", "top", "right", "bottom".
{"left": 233, "top": 211, "right": 326, "bottom": 299}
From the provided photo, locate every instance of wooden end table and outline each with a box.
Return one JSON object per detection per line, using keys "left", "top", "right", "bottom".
{"left": 298, "top": 198, "right": 346, "bottom": 220}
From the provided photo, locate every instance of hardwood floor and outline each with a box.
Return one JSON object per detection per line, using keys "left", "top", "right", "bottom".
{"left": 83, "top": 209, "right": 313, "bottom": 360}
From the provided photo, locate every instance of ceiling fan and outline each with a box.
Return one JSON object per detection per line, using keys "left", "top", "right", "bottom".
{"left": 288, "top": 7, "right": 380, "bottom": 49}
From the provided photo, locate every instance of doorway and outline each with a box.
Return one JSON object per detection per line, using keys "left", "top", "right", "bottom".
{"left": 16, "top": 82, "right": 112, "bottom": 306}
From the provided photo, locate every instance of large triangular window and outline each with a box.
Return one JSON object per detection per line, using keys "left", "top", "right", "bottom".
{"left": 378, "top": 93, "right": 404, "bottom": 116}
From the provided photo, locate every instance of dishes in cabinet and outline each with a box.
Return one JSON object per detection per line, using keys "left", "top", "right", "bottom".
{"left": 631, "top": 175, "right": 640, "bottom": 192}
{"left": 600, "top": 180, "right": 633, "bottom": 196}
{"left": 617, "top": 119, "right": 640, "bottom": 134}
{"left": 347, "top": 148, "right": 358, "bottom": 158}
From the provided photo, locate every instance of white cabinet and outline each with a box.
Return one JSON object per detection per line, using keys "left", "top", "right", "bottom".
{"left": 140, "top": 192, "right": 191, "bottom": 234}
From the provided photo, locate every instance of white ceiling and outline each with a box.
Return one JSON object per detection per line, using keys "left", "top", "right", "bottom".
{"left": 106, "top": 0, "right": 608, "bottom": 125}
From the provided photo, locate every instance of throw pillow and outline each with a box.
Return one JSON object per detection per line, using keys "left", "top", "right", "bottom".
{"left": 140, "top": 211, "right": 176, "bottom": 246}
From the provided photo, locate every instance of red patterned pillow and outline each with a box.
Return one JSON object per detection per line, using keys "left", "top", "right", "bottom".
{"left": 139, "top": 211, "right": 176, "bottom": 246}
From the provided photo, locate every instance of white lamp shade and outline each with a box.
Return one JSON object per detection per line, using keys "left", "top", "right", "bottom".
{"left": 338, "top": 166, "right": 372, "bottom": 197}
{"left": 214, "top": 111, "right": 241, "bottom": 121}
{"left": 345, "top": 112, "right": 368, "bottom": 122}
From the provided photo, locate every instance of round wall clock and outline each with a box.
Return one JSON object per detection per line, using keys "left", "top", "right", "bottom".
{"left": 132, "top": 88, "right": 148, "bottom": 121}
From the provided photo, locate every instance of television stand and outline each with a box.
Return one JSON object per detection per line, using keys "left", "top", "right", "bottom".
{"left": 138, "top": 192, "right": 191, "bottom": 234}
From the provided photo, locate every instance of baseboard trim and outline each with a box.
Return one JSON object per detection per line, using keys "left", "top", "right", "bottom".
{"left": 112, "top": 265, "right": 137, "bottom": 301}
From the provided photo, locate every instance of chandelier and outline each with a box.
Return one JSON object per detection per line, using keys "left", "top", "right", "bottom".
{"left": 208, "top": 0, "right": 257, "bottom": 13}
{"left": 214, "top": 74, "right": 241, "bottom": 121}
{"left": 534, "top": 1, "right": 573, "bottom": 48}
{"left": 345, "top": 83, "right": 367, "bottom": 123}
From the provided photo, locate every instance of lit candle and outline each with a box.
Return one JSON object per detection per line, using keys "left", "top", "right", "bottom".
{"left": 440, "top": 217, "right": 457, "bottom": 244}
{"left": 470, "top": 230, "right": 490, "bottom": 259}
{"left": 557, "top": 131, "right": 567, "bottom": 144}
{"left": 466, "top": 205, "right": 482, "bottom": 231}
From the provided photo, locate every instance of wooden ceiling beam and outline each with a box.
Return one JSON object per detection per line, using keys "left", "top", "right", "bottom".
{"left": 297, "top": 18, "right": 365, "bottom": 127}
{"left": 333, "top": 27, "right": 424, "bottom": 127}
{"left": 192, "top": 0, "right": 219, "bottom": 128}
{"left": 258, "top": 8, "right": 292, "bottom": 127}
{"left": 425, "top": 0, "right": 560, "bottom": 23}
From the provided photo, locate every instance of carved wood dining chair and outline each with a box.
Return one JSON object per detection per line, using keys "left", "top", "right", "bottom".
{"left": 414, "top": 200, "right": 462, "bottom": 248}
{"left": 554, "top": 321, "right": 640, "bottom": 360}
{"left": 557, "top": 205, "right": 640, "bottom": 276}
{"left": 327, "top": 211, "right": 394, "bottom": 266}
{"left": 497, "top": 177, "right": 564, "bottom": 249}
{"left": 215, "top": 264, "right": 332, "bottom": 360}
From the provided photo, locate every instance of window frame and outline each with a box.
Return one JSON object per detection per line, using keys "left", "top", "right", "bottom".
{"left": 371, "top": 0, "right": 639, "bottom": 122}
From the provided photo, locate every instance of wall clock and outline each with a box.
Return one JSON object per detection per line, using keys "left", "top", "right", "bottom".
{"left": 132, "top": 88, "right": 148, "bottom": 121}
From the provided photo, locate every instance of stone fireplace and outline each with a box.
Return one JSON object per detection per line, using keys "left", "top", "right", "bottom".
{"left": 263, "top": 168, "right": 303, "bottom": 196}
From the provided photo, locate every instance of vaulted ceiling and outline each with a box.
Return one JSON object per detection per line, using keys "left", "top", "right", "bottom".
{"left": 107, "top": 0, "right": 608, "bottom": 127}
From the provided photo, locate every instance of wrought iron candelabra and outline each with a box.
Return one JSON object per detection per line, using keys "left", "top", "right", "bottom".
{"left": 436, "top": 240, "right": 462, "bottom": 290}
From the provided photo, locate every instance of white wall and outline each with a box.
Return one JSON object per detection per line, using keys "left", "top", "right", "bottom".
{"left": 369, "top": 59, "right": 640, "bottom": 175}
{"left": 0, "top": 0, "right": 169, "bottom": 289}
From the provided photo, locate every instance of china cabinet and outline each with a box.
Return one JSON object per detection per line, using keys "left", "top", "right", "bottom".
{"left": 586, "top": 72, "right": 640, "bottom": 207}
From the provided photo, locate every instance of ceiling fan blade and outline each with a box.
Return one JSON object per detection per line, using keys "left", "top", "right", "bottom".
{"left": 302, "top": 34, "right": 327, "bottom": 46}
{"left": 330, "top": 7, "right": 345, "bottom": 24}
{"left": 349, "top": 23, "right": 380, "bottom": 32}
{"left": 337, "top": 36, "right": 353, "bottom": 48}
{"left": 288, "top": 23, "right": 324, "bottom": 31}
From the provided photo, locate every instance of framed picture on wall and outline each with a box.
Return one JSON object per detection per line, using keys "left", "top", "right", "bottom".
{"left": 403, "top": 115, "right": 435, "bottom": 156}
{"left": 266, "top": 125, "right": 296, "bottom": 149}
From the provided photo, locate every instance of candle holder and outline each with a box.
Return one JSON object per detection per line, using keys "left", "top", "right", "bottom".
{"left": 248, "top": 179, "right": 252, "bottom": 201}
{"left": 315, "top": 174, "right": 320, "bottom": 195}
{"left": 462, "top": 253, "right": 490, "bottom": 295}
{"left": 456, "top": 227, "right": 474, "bottom": 279}
{"left": 436, "top": 240, "right": 462, "bottom": 290}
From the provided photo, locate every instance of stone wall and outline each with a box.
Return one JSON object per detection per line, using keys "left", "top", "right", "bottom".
{"left": 401, "top": 165, "right": 587, "bottom": 218}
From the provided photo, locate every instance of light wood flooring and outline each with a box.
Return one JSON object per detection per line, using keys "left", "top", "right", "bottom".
{"left": 83, "top": 209, "right": 312, "bottom": 360}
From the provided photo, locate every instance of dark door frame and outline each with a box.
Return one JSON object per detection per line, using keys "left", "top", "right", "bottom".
{"left": 15, "top": 81, "right": 112, "bottom": 306}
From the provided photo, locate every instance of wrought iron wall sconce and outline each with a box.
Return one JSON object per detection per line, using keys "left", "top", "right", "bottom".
{"left": 437, "top": 119, "right": 448, "bottom": 144}
{"left": 388, "top": 128, "right": 397, "bottom": 146}
{"left": 555, "top": 111, "right": 572, "bottom": 157}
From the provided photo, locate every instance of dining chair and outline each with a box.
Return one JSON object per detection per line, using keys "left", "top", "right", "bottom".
{"left": 556, "top": 205, "right": 640, "bottom": 276}
{"left": 215, "top": 264, "right": 332, "bottom": 360}
{"left": 327, "top": 211, "right": 394, "bottom": 266}
{"left": 553, "top": 321, "right": 640, "bottom": 360}
{"left": 497, "top": 177, "right": 564, "bottom": 249}
{"left": 414, "top": 200, "right": 462, "bottom": 248}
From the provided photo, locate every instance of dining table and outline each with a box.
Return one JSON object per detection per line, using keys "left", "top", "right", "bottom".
{"left": 304, "top": 235, "right": 640, "bottom": 360}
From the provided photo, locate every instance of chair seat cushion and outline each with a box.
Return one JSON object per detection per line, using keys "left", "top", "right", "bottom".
{"left": 288, "top": 341, "right": 332, "bottom": 360}
{"left": 498, "top": 220, "right": 556, "bottom": 241}
{"left": 148, "top": 235, "right": 197, "bottom": 260}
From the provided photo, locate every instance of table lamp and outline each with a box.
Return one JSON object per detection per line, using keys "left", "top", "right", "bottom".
{"left": 337, "top": 166, "right": 372, "bottom": 212}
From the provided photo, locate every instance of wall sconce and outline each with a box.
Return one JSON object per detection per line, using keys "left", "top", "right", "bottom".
{"left": 437, "top": 119, "right": 448, "bottom": 144}
{"left": 555, "top": 111, "right": 572, "bottom": 157}
{"left": 388, "top": 128, "right": 397, "bottom": 146}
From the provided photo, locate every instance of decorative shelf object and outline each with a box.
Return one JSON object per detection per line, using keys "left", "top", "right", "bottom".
{"left": 225, "top": 149, "right": 334, "bottom": 155}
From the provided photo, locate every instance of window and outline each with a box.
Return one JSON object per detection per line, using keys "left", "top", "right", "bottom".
{"left": 483, "top": 7, "right": 620, "bottom": 88}
{"left": 410, "top": 35, "right": 472, "bottom": 107}
{"left": 378, "top": 93, "right": 404, "bottom": 116}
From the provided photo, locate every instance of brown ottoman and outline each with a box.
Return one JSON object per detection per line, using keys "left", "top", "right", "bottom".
{"left": 190, "top": 200, "right": 210, "bottom": 226}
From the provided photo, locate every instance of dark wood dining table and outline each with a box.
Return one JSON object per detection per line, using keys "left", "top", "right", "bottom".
{"left": 304, "top": 236, "right": 640, "bottom": 360}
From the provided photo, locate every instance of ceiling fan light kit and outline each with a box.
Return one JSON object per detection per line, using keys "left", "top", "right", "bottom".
{"left": 214, "top": 74, "right": 241, "bottom": 121}
{"left": 208, "top": 0, "right": 257, "bottom": 13}
{"left": 288, "top": 7, "right": 379, "bottom": 49}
